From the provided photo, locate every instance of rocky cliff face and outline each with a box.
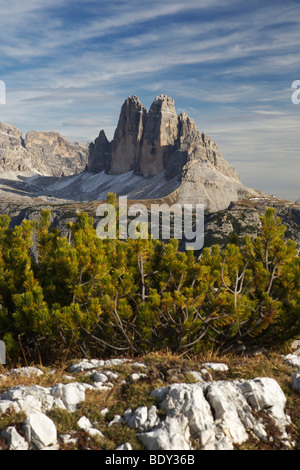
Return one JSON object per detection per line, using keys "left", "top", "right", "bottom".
{"left": 88, "top": 130, "right": 111, "bottom": 174}
{"left": 0, "top": 123, "right": 88, "bottom": 177}
{"left": 88, "top": 94, "right": 257, "bottom": 211}
{"left": 139, "top": 95, "right": 179, "bottom": 177}
{"left": 88, "top": 94, "right": 240, "bottom": 182}
{"left": 110, "top": 95, "right": 147, "bottom": 174}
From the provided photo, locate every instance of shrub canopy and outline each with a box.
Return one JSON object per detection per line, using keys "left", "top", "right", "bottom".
{"left": 0, "top": 205, "right": 299, "bottom": 363}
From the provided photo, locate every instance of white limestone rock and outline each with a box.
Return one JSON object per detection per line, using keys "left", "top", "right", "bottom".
{"left": 161, "top": 383, "right": 215, "bottom": 446}
{"left": 77, "top": 416, "right": 93, "bottom": 431}
{"left": 0, "top": 400, "right": 21, "bottom": 414}
{"left": 139, "top": 378, "right": 292, "bottom": 450}
{"left": 59, "top": 433, "right": 78, "bottom": 446}
{"left": 69, "top": 359, "right": 105, "bottom": 373}
{"left": 108, "top": 415, "right": 124, "bottom": 427}
{"left": 187, "top": 371, "right": 204, "bottom": 382}
{"left": 0, "top": 382, "right": 85, "bottom": 416}
{"left": 69, "top": 358, "right": 128, "bottom": 373}
{"left": 238, "top": 377, "right": 291, "bottom": 437}
{"left": 145, "top": 383, "right": 215, "bottom": 450}
{"left": 116, "top": 442, "right": 133, "bottom": 450}
{"left": 283, "top": 354, "right": 300, "bottom": 369}
{"left": 77, "top": 415, "right": 104, "bottom": 439}
{"left": 103, "top": 371, "right": 119, "bottom": 381}
{"left": 23, "top": 412, "right": 57, "bottom": 450}
{"left": 205, "top": 381, "right": 253, "bottom": 446}
{"left": 92, "top": 372, "right": 108, "bottom": 383}
{"left": 0, "top": 385, "right": 53, "bottom": 415}
{"left": 50, "top": 382, "right": 85, "bottom": 412}
{"left": 92, "top": 370, "right": 119, "bottom": 384}
{"left": 6, "top": 367, "right": 43, "bottom": 378}
{"left": 131, "top": 362, "right": 147, "bottom": 369}
{"left": 130, "top": 372, "right": 147, "bottom": 381}
{"left": 138, "top": 414, "right": 192, "bottom": 451}
{"left": 125, "top": 405, "right": 159, "bottom": 432}
{"left": 1, "top": 426, "right": 29, "bottom": 450}
{"left": 202, "top": 362, "right": 229, "bottom": 372}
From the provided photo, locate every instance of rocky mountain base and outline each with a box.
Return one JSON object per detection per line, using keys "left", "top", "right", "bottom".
{"left": 0, "top": 353, "right": 299, "bottom": 450}
{"left": 203, "top": 197, "right": 300, "bottom": 250}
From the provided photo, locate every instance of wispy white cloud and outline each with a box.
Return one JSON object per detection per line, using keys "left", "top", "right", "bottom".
{"left": 0, "top": 0, "right": 299, "bottom": 200}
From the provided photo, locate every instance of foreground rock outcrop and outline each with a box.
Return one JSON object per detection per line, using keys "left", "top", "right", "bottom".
{"left": 135, "top": 378, "right": 290, "bottom": 450}
{"left": 0, "top": 354, "right": 299, "bottom": 450}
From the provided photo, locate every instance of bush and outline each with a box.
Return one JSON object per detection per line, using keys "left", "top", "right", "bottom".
{"left": 0, "top": 205, "right": 299, "bottom": 363}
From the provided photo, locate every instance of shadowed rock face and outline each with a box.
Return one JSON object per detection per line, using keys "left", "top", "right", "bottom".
{"left": 109, "top": 95, "right": 147, "bottom": 174}
{"left": 88, "top": 94, "right": 241, "bottom": 182}
{"left": 139, "top": 95, "right": 179, "bottom": 177}
{"left": 88, "top": 130, "right": 111, "bottom": 173}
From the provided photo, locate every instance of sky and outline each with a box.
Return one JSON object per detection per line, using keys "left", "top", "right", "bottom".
{"left": 0, "top": 0, "right": 299, "bottom": 201}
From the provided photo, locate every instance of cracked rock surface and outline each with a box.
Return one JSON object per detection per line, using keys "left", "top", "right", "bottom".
{"left": 0, "top": 354, "right": 299, "bottom": 450}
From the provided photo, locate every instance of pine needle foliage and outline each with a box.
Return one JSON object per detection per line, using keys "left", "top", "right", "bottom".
{"left": 0, "top": 205, "right": 298, "bottom": 362}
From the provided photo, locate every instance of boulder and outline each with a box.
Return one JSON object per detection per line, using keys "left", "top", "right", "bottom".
{"left": 283, "top": 354, "right": 300, "bottom": 369}
{"left": 77, "top": 415, "right": 104, "bottom": 439}
{"left": 0, "top": 426, "right": 29, "bottom": 450}
{"left": 116, "top": 442, "right": 133, "bottom": 450}
{"left": 22, "top": 412, "right": 57, "bottom": 450}
{"left": 50, "top": 382, "right": 86, "bottom": 412}
{"left": 202, "top": 362, "right": 229, "bottom": 372}
{"left": 124, "top": 405, "right": 159, "bottom": 432}
{"left": 0, "top": 382, "right": 85, "bottom": 415}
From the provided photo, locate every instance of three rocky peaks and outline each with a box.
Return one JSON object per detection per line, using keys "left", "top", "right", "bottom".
{"left": 89, "top": 94, "right": 240, "bottom": 181}
{"left": 0, "top": 94, "right": 259, "bottom": 211}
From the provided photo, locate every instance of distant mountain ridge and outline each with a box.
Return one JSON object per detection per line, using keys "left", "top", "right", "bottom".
{"left": 0, "top": 94, "right": 263, "bottom": 211}
{"left": 0, "top": 122, "right": 88, "bottom": 177}
{"left": 0, "top": 96, "right": 299, "bottom": 254}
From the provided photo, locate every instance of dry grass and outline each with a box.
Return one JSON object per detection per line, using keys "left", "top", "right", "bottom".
{"left": 0, "top": 350, "right": 299, "bottom": 450}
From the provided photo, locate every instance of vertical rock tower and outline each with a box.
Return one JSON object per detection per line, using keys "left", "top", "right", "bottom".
{"left": 87, "top": 94, "right": 259, "bottom": 211}
{"left": 88, "top": 94, "right": 240, "bottom": 182}
{"left": 110, "top": 95, "right": 147, "bottom": 174}
{"left": 139, "top": 95, "right": 179, "bottom": 177}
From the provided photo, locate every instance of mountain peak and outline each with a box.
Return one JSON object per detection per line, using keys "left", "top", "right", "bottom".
{"left": 0, "top": 96, "right": 261, "bottom": 212}
{"left": 88, "top": 94, "right": 240, "bottom": 181}
{"left": 85, "top": 94, "right": 258, "bottom": 211}
{"left": 0, "top": 123, "right": 88, "bottom": 176}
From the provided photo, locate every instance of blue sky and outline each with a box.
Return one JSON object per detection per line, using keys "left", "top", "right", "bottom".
{"left": 0, "top": 0, "right": 299, "bottom": 201}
